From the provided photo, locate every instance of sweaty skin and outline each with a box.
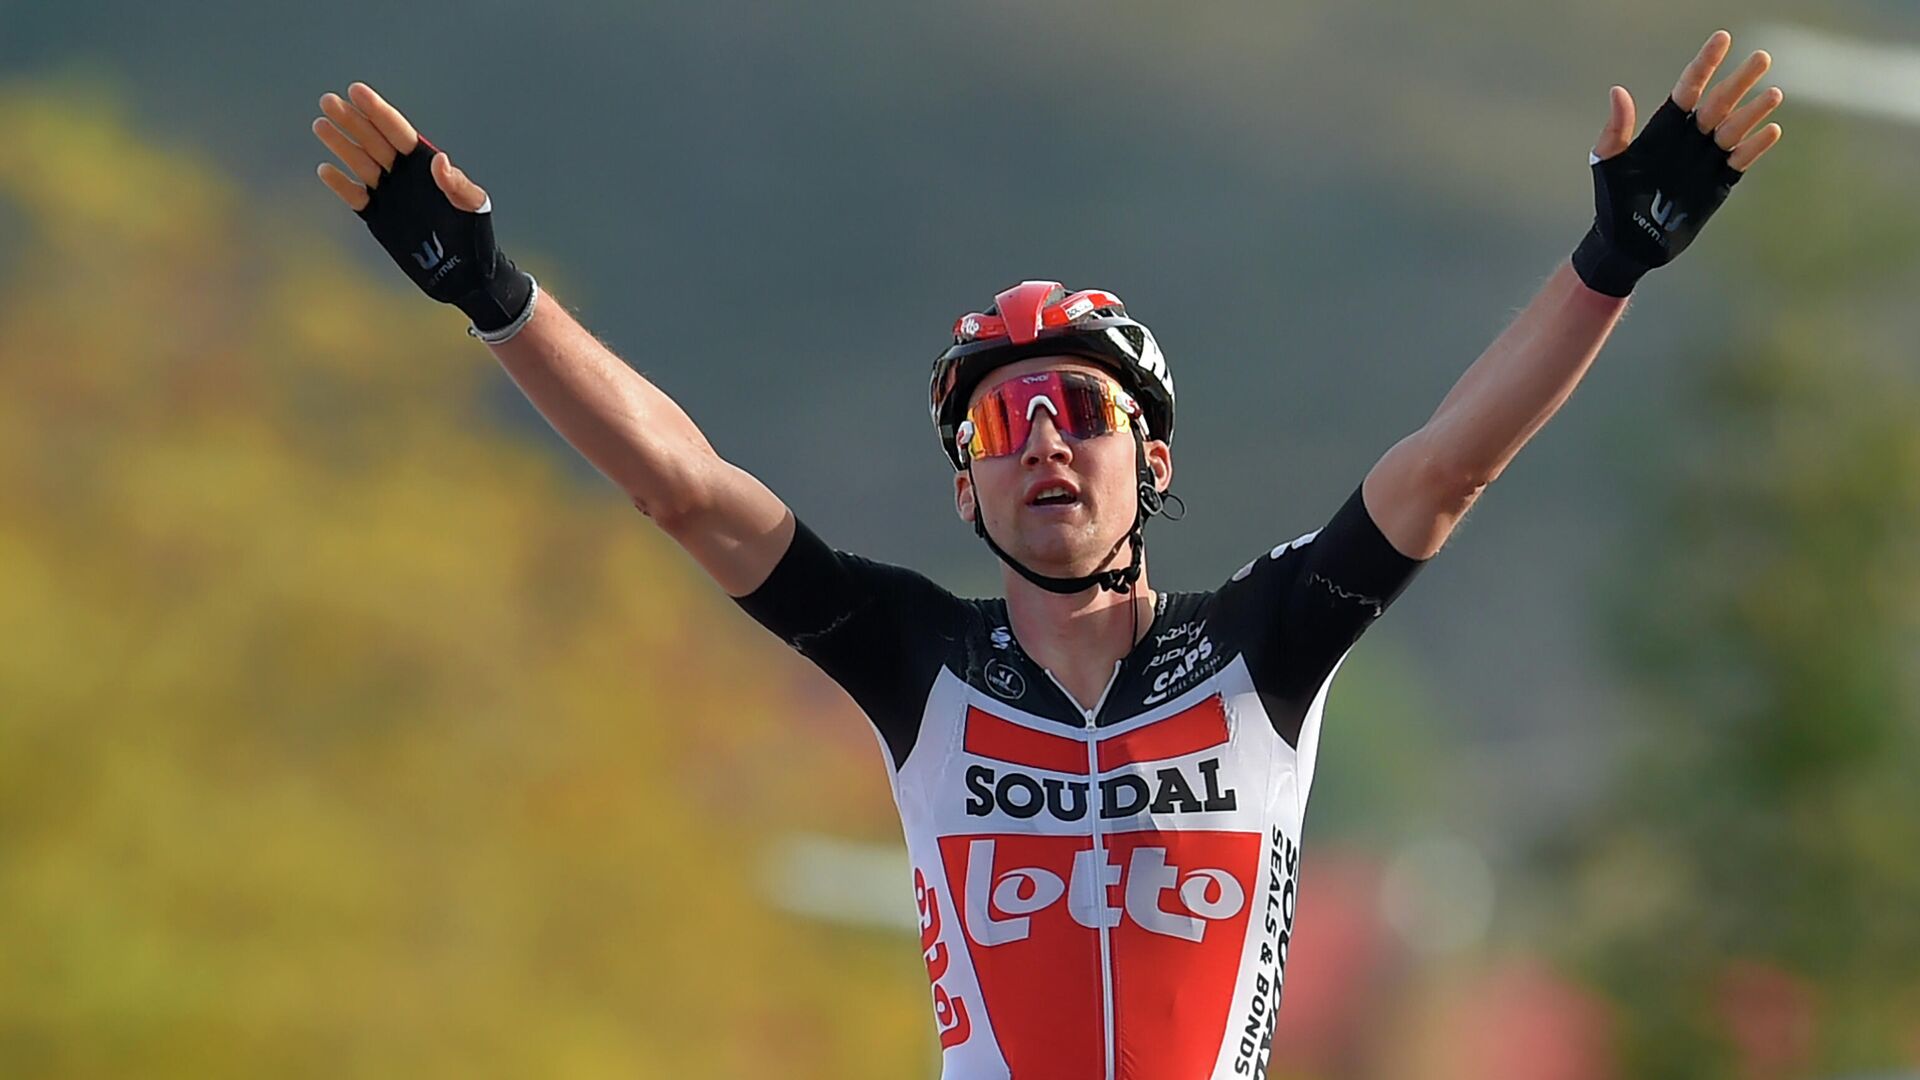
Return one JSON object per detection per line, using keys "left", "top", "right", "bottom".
{"left": 310, "top": 28, "right": 1781, "bottom": 711}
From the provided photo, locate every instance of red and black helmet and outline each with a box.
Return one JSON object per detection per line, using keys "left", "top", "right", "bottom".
{"left": 929, "top": 281, "right": 1176, "bottom": 471}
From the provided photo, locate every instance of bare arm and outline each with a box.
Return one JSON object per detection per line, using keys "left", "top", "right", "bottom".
{"left": 1363, "top": 31, "right": 1783, "bottom": 560}
{"left": 484, "top": 291, "right": 794, "bottom": 596}
{"left": 313, "top": 82, "right": 793, "bottom": 596}
{"left": 1363, "top": 265, "right": 1623, "bottom": 559}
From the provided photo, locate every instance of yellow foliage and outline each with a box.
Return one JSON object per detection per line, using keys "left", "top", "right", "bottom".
{"left": 0, "top": 82, "right": 928, "bottom": 1078}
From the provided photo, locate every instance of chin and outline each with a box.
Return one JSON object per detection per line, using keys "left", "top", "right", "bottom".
{"left": 1013, "top": 518, "right": 1118, "bottom": 575}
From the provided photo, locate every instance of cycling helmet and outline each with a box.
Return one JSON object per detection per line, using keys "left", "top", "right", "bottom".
{"left": 929, "top": 281, "right": 1174, "bottom": 471}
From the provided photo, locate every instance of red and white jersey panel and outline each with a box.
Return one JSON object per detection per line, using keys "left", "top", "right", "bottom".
{"left": 893, "top": 659, "right": 1329, "bottom": 1079}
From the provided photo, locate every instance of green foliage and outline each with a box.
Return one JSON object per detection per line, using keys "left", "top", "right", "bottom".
{"left": 1558, "top": 114, "right": 1920, "bottom": 1077}
{"left": 1300, "top": 644, "right": 1460, "bottom": 843}
{"left": 0, "top": 83, "right": 929, "bottom": 1078}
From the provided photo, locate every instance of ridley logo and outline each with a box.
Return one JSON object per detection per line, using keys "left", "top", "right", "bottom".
{"left": 963, "top": 837, "right": 1246, "bottom": 945}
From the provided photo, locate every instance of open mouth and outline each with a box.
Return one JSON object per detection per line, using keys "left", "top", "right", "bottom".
{"left": 1026, "top": 482, "right": 1081, "bottom": 508}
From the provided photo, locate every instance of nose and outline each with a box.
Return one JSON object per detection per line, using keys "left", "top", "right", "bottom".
{"left": 1021, "top": 411, "right": 1073, "bottom": 466}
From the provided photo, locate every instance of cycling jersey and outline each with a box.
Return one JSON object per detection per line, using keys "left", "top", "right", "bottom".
{"left": 735, "top": 483, "right": 1425, "bottom": 1079}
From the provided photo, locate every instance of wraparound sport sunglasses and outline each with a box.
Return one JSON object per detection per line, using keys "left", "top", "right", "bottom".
{"left": 956, "top": 370, "right": 1143, "bottom": 465}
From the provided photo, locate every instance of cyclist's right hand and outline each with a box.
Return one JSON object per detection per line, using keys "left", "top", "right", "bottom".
{"left": 312, "top": 82, "right": 534, "bottom": 336}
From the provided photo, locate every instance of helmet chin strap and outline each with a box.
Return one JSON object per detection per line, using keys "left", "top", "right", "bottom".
{"left": 968, "top": 435, "right": 1176, "bottom": 596}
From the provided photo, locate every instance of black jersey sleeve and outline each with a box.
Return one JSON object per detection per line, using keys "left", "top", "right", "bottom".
{"left": 732, "top": 518, "right": 973, "bottom": 770}
{"left": 1212, "top": 483, "right": 1428, "bottom": 745}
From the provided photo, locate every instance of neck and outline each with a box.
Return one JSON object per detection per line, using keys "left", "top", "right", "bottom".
{"left": 1002, "top": 561, "right": 1156, "bottom": 714}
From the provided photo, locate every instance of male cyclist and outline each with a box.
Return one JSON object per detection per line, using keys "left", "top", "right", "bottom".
{"left": 314, "top": 30, "right": 1781, "bottom": 1079}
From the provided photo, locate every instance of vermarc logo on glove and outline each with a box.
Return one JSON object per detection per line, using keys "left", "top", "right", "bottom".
{"left": 354, "top": 139, "right": 535, "bottom": 339}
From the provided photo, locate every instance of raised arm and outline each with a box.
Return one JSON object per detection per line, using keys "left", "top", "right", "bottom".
{"left": 1362, "top": 30, "right": 1783, "bottom": 560}
{"left": 312, "top": 82, "right": 793, "bottom": 595}
{"left": 481, "top": 290, "right": 794, "bottom": 595}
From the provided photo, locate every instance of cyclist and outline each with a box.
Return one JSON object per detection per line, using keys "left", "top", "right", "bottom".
{"left": 313, "top": 30, "right": 1780, "bottom": 1079}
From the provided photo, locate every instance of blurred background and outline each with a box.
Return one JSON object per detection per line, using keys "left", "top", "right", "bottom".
{"left": 2, "top": 1, "right": 1917, "bottom": 1076}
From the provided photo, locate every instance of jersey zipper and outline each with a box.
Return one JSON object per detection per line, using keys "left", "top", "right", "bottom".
{"left": 1042, "top": 660, "right": 1124, "bottom": 1080}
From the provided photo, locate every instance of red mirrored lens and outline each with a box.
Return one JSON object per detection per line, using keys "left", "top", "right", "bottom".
{"left": 960, "top": 371, "right": 1131, "bottom": 461}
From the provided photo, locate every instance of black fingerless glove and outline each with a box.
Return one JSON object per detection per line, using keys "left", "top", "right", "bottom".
{"left": 356, "top": 135, "right": 534, "bottom": 335}
{"left": 1571, "top": 98, "right": 1744, "bottom": 297}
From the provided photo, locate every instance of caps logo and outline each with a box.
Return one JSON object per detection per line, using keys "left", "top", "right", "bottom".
{"left": 1144, "top": 636, "right": 1217, "bottom": 706}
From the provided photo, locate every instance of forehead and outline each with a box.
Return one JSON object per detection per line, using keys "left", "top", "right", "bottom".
{"left": 967, "top": 356, "right": 1117, "bottom": 410}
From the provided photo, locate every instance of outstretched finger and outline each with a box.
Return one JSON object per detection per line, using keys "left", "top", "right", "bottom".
{"left": 320, "top": 91, "right": 396, "bottom": 170}
{"left": 1715, "top": 86, "right": 1783, "bottom": 150}
{"left": 1695, "top": 49, "right": 1772, "bottom": 133}
{"left": 1727, "top": 122, "right": 1782, "bottom": 172}
{"left": 431, "top": 152, "right": 489, "bottom": 213}
{"left": 1593, "top": 85, "right": 1636, "bottom": 160}
{"left": 317, "top": 162, "right": 370, "bottom": 211}
{"left": 1672, "top": 30, "right": 1733, "bottom": 111}
{"left": 312, "top": 117, "right": 383, "bottom": 188}
{"left": 346, "top": 82, "right": 420, "bottom": 156}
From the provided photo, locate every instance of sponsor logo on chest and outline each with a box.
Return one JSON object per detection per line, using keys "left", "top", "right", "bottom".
{"left": 965, "top": 759, "right": 1237, "bottom": 820}
{"left": 1143, "top": 631, "right": 1220, "bottom": 706}
{"left": 957, "top": 694, "right": 1238, "bottom": 822}
{"left": 961, "top": 836, "right": 1247, "bottom": 945}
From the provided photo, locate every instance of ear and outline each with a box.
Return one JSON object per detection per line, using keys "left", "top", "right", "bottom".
{"left": 954, "top": 470, "right": 977, "bottom": 524}
{"left": 1145, "top": 440, "right": 1173, "bottom": 493}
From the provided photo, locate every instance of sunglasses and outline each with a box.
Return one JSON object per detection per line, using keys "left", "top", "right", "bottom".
{"left": 956, "top": 370, "right": 1142, "bottom": 465}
